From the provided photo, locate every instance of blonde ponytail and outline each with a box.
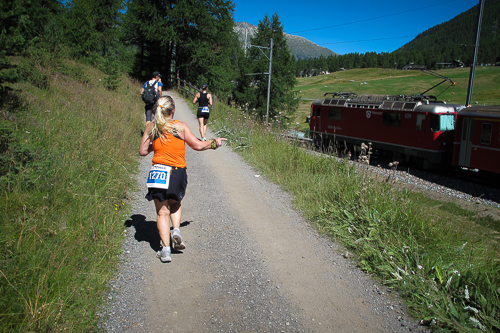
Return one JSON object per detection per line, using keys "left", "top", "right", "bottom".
{"left": 149, "top": 96, "right": 177, "bottom": 138}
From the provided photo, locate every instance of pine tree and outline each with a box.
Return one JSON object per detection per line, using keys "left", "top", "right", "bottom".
{"left": 64, "top": 0, "right": 123, "bottom": 59}
{"left": 122, "top": 0, "right": 238, "bottom": 93}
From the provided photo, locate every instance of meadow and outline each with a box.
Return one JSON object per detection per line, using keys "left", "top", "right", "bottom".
{"left": 1, "top": 57, "right": 499, "bottom": 332}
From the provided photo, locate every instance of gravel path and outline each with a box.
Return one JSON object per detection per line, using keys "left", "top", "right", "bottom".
{"left": 99, "top": 91, "right": 430, "bottom": 332}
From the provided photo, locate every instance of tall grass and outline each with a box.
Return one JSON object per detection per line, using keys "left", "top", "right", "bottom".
{"left": 1, "top": 57, "right": 143, "bottom": 331}
{"left": 202, "top": 97, "right": 500, "bottom": 332}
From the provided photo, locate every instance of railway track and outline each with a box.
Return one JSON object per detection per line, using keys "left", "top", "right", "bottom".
{"left": 281, "top": 131, "right": 500, "bottom": 209}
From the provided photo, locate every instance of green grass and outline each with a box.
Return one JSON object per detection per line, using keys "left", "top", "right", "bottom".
{"left": 0, "top": 56, "right": 144, "bottom": 331}
{"left": 293, "top": 66, "right": 500, "bottom": 132}
{"left": 204, "top": 99, "right": 500, "bottom": 332}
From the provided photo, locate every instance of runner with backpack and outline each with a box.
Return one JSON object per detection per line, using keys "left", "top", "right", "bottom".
{"left": 140, "top": 71, "right": 163, "bottom": 124}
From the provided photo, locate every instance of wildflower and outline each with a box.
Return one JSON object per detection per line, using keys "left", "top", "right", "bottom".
{"left": 469, "top": 317, "right": 485, "bottom": 331}
{"left": 445, "top": 276, "right": 453, "bottom": 288}
{"left": 465, "top": 285, "right": 470, "bottom": 300}
{"left": 464, "top": 306, "right": 479, "bottom": 314}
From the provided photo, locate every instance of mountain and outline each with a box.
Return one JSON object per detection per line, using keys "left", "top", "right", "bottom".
{"left": 234, "top": 22, "right": 337, "bottom": 60}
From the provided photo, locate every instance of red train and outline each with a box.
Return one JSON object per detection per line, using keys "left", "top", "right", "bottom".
{"left": 308, "top": 92, "right": 500, "bottom": 175}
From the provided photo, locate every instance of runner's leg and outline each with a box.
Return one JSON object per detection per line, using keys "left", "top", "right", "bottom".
{"left": 155, "top": 199, "right": 171, "bottom": 247}
{"left": 198, "top": 117, "right": 204, "bottom": 139}
{"left": 202, "top": 118, "right": 208, "bottom": 139}
{"left": 168, "top": 200, "right": 181, "bottom": 229}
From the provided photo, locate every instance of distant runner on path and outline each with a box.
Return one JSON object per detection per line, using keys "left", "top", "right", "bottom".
{"left": 192, "top": 83, "right": 212, "bottom": 141}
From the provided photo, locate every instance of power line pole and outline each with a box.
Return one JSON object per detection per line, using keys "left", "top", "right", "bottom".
{"left": 266, "top": 38, "right": 273, "bottom": 126}
{"left": 247, "top": 38, "right": 273, "bottom": 125}
{"left": 466, "top": 0, "right": 485, "bottom": 106}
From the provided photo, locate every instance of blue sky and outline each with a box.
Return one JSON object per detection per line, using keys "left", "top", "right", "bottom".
{"left": 231, "top": 0, "right": 479, "bottom": 55}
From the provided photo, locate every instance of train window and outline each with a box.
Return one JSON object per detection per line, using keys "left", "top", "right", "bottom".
{"left": 480, "top": 123, "right": 493, "bottom": 145}
{"left": 415, "top": 114, "right": 426, "bottom": 131}
{"left": 430, "top": 114, "right": 439, "bottom": 132}
{"left": 383, "top": 112, "right": 401, "bottom": 127}
{"left": 313, "top": 107, "right": 321, "bottom": 117}
{"left": 328, "top": 108, "right": 341, "bottom": 120}
{"left": 440, "top": 115, "right": 455, "bottom": 132}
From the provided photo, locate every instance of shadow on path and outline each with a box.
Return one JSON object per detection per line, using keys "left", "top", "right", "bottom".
{"left": 125, "top": 214, "right": 191, "bottom": 252}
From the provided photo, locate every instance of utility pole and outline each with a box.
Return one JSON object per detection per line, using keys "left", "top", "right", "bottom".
{"left": 247, "top": 38, "right": 273, "bottom": 125}
{"left": 466, "top": 0, "right": 485, "bottom": 106}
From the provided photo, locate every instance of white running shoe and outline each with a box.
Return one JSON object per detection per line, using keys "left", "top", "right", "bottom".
{"left": 172, "top": 228, "right": 185, "bottom": 250}
{"left": 157, "top": 246, "right": 172, "bottom": 263}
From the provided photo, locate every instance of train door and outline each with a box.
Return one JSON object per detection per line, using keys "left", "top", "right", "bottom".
{"left": 459, "top": 117, "right": 473, "bottom": 167}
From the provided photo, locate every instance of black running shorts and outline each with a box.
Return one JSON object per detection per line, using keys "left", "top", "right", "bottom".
{"left": 196, "top": 107, "right": 210, "bottom": 120}
{"left": 145, "top": 167, "right": 187, "bottom": 202}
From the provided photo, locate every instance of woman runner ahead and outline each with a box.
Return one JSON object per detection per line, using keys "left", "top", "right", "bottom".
{"left": 139, "top": 96, "right": 226, "bottom": 262}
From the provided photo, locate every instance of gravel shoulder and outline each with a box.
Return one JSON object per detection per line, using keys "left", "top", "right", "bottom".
{"left": 100, "top": 91, "right": 429, "bottom": 332}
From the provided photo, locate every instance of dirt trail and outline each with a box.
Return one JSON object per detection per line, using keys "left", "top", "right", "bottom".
{"left": 102, "top": 91, "right": 425, "bottom": 332}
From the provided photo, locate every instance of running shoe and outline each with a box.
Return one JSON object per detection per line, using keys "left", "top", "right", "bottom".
{"left": 157, "top": 246, "right": 171, "bottom": 263}
{"left": 172, "top": 228, "right": 185, "bottom": 250}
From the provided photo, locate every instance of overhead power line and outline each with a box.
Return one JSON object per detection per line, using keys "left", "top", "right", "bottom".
{"left": 290, "top": 0, "right": 464, "bottom": 34}
{"left": 318, "top": 36, "right": 417, "bottom": 45}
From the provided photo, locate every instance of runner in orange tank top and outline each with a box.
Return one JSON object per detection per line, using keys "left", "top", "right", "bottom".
{"left": 139, "top": 96, "right": 226, "bottom": 263}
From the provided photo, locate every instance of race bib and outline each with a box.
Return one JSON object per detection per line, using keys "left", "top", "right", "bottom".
{"left": 146, "top": 164, "right": 171, "bottom": 189}
{"left": 201, "top": 106, "right": 209, "bottom": 113}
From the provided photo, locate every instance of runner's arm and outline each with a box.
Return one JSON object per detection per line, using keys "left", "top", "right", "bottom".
{"left": 139, "top": 123, "right": 154, "bottom": 156}
{"left": 178, "top": 122, "right": 225, "bottom": 151}
{"left": 192, "top": 93, "right": 199, "bottom": 104}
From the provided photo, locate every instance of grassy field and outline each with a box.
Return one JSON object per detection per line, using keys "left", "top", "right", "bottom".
{"left": 292, "top": 66, "right": 500, "bottom": 132}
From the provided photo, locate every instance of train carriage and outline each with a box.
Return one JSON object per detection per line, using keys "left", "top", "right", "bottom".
{"left": 453, "top": 105, "right": 500, "bottom": 175}
{"left": 309, "top": 92, "right": 464, "bottom": 168}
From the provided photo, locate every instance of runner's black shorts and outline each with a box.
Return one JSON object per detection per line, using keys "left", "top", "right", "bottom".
{"left": 197, "top": 107, "right": 210, "bottom": 120}
{"left": 145, "top": 167, "right": 187, "bottom": 202}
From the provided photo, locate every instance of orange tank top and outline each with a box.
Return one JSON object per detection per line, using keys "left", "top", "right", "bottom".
{"left": 151, "top": 120, "right": 186, "bottom": 168}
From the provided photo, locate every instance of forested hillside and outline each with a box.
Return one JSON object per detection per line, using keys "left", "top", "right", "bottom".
{"left": 398, "top": 0, "right": 499, "bottom": 65}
